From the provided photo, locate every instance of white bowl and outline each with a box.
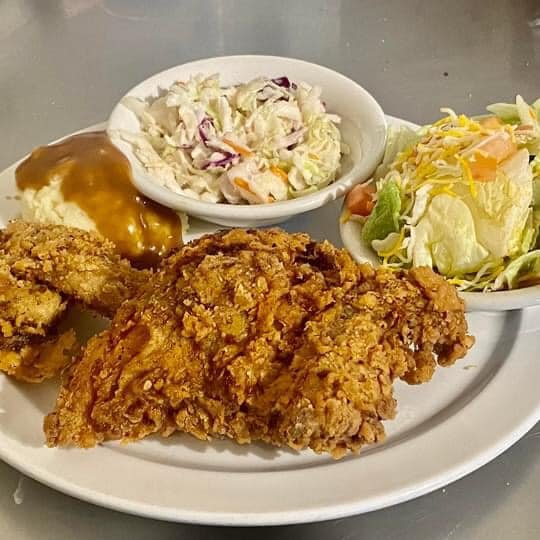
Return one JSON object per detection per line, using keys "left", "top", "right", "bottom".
{"left": 340, "top": 209, "right": 540, "bottom": 312}
{"left": 107, "top": 55, "right": 387, "bottom": 227}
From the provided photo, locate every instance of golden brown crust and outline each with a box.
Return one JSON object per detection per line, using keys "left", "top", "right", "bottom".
{"left": 44, "top": 228, "right": 473, "bottom": 457}
{"left": 0, "top": 261, "right": 77, "bottom": 382}
{"left": 0, "top": 262, "right": 67, "bottom": 349}
{"left": 0, "top": 220, "right": 147, "bottom": 383}
{"left": 0, "top": 330, "right": 79, "bottom": 383}
{"left": 0, "top": 220, "right": 149, "bottom": 317}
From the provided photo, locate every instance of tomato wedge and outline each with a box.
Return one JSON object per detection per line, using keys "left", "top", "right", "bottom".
{"left": 345, "top": 183, "right": 376, "bottom": 216}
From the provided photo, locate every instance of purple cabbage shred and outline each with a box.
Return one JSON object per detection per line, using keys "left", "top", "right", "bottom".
{"left": 198, "top": 117, "right": 214, "bottom": 144}
{"left": 203, "top": 152, "right": 238, "bottom": 169}
{"left": 271, "top": 76, "right": 297, "bottom": 90}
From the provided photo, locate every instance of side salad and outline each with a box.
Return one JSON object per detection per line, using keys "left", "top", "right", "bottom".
{"left": 344, "top": 95, "right": 540, "bottom": 291}
{"left": 115, "top": 74, "right": 347, "bottom": 204}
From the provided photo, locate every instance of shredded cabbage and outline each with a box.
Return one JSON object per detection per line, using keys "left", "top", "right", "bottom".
{"left": 350, "top": 95, "right": 540, "bottom": 291}
{"left": 114, "top": 74, "right": 345, "bottom": 204}
{"left": 493, "top": 250, "right": 540, "bottom": 289}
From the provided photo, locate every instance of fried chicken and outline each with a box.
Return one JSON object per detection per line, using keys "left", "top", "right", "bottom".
{"left": 0, "top": 262, "right": 67, "bottom": 348}
{"left": 0, "top": 221, "right": 148, "bottom": 382}
{"left": 0, "top": 261, "right": 78, "bottom": 382}
{"left": 44, "top": 228, "right": 473, "bottom": 457}
{"left": 0, "top": 330, "right": 79, "bottom": 383}
{"left": 0, "top": 221, "right": 149, "bottom": 317}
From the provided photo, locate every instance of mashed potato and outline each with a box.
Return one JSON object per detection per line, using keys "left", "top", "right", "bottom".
{"left": 20, "top": 179, "right": 189, "bottom": 252}
{"left": 21, "top": 178, "right": 97, "bottom": 232}
{"left": 16, "top": 131, "right": 188, "bottom": 266}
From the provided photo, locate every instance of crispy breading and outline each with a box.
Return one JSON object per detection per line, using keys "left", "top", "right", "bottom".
{"left": 0, "top": 261, "right": 77, "bottom": 382}
{"left": 44, "top": 228, "right": 473, "bottom": 457}
{"left": 0, "top": 221, "right": 149, "bottom": 317}
{"left": 0, "top": 330, "right": 79, "bottom": 383}
{"left": 0, "top": 221, "right": 147, "bottom": 382}
{"left": 0, "top": 262, "right": 67, "bottom": 349}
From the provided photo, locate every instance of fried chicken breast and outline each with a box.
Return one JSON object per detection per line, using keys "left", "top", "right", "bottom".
{"left": 44, "top": 229, "right": 473, "bottom": 457}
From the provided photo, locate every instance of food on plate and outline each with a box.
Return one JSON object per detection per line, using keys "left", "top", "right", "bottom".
{"left": 0, "top": 262, "right": 67, "bottom": 350}
{"left": 344, "top": 95, "right": 540, "bottom": 291}
{"left": 0, "top": 329, "right": 79, "bottom": 384}
{"left": 0, "top": 221, "right": 149, "bottom": 317}
{"left": 16, "top": 131, "right": 186, "bottom": 267}
{"left": 0, "top": 221, "right": 148, "bottom": 381}
{"left": 44, "top": 228, "right": 473, "bottom": 457}
{"left": 0, "top": 261, "right": 78, "bottom": 382}
{"left": 114, "top": 74, "right": 347, "bottom": 204}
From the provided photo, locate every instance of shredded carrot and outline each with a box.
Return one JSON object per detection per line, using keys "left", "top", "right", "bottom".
{"left": 270, "top": 165, "right": 289, "bottom": 183}
{"left": 223, "top": 138, "right": 253, "bottom": 157}
{"left": 233, "top": 177, "right": 256, "bottom": 195}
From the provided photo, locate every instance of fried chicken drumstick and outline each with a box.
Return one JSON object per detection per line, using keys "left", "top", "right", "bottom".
{"left": 44, "top": 229, "right": 473, "bottom": 457}
{"left": 0, "top": 221, "right": 148, "bottom": 382}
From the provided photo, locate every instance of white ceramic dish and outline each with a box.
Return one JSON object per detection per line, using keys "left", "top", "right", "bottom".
{"left": 107, "top": 55, "right": 387, "bottom": 227}
{"left": 340, "top": 116, "right": 540, "bottom": 312}
{"left": 1, "top": 123, "right": 540, "bottom": 525}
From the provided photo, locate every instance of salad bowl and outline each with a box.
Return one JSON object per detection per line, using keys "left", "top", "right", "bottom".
{"left": 340, "top": 110, "right": 540, "bottom": 312}
{"left": 107, "top": 55, "right": 387, "bottom": 227}
{"left": 340, "top": 214, "right": 540, "bottom": 311}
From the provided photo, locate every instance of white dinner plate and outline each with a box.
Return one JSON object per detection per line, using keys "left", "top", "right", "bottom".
{"left": 0, "top": 122, "right": 539, "bottom": 526}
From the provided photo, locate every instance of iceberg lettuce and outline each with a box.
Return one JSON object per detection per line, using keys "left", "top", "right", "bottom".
{"left": 412, "top": 194, "right": 490, "bottom": 276}
{"left": 486, "top": 97, "right": 540, "bottom": 125}
{"left": 456, "top": 149, "right": 533, "bottom": 259}
{"left": 493, "top": 250, "right": 540, "bottom": 289}
{"left": 374, "top": 126, "right": 421, "bottom": 181}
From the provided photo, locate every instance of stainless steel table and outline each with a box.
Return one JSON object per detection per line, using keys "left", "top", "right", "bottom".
{"left": 1, "top": 1, "right": 539, "bottom": 538}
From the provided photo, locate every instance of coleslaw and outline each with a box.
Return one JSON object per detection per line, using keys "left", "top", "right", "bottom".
{"left": 345, "top": 95, "right": 540, "bottom": 291}
{"left": 115, "top": 74, "right": 347, "bottom": 204}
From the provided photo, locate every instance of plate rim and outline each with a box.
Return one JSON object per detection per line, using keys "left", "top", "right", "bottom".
{"left": 1, "top": 121, "right": 540, "bottom": 526}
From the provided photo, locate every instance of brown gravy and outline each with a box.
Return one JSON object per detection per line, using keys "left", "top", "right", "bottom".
{"left": 15, "top": 131, "right": 182, "bottom": 267}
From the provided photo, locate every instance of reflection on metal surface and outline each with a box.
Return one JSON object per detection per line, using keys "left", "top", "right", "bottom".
{"left": 0, "top": 0, "right": 34, "bottom": 39}
{"left": 61, "top": 0, "right": 101, "bottom": 18}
